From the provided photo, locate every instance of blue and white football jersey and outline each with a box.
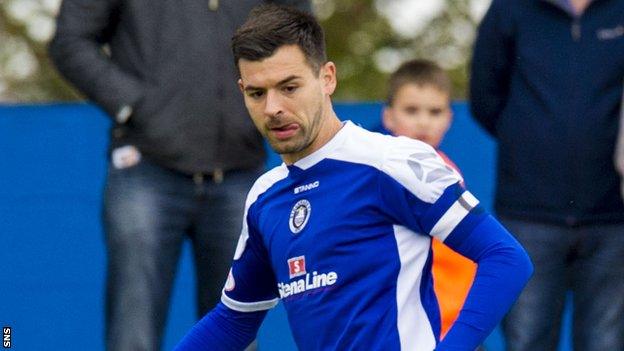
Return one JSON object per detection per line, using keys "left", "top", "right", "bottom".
{"left": 222, "top": 121, "right": 482, "bottom": 350}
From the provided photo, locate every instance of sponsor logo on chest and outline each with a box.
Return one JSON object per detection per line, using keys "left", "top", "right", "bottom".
{"left": 279, "top": 255, "right": 338, "bottom": 299}
{"left": 288, "top": 256, "right": 306, "bottom": 278}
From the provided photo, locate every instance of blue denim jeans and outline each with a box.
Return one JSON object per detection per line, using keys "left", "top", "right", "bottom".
{"left": 103, "top": 157, "right": 261, "bottom": 351}
{"left": 500, "top": 217, "right": 624, "bottom": 351}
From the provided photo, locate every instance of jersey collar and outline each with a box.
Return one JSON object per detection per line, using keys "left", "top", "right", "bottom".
{"left": 288, "top": 120, "right": 352, "bottom": 171}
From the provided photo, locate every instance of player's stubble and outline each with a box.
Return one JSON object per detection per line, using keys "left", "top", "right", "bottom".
{"left": 264, "top": 96, "right": 324, "bottom": 157}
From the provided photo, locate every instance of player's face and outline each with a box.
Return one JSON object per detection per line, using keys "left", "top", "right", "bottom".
{"left": 383, "top": 83, "right": 452, "bottom": 148}
{"left": 238, "top": 45, "right": 336, "bottom": 164}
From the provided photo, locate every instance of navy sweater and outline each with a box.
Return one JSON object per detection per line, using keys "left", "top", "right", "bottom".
{"left": 470, "top": 0, "right": 624, "bottom": 225}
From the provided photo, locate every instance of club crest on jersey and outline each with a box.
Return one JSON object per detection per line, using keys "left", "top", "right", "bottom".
{"left": 289, "top": 199, "right": 311, "bottom": 234}
{"left": 288, "top": 256, "right": 306, "bottom": 278}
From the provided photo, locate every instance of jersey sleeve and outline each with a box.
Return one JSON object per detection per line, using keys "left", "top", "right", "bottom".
{"left": 378, "top": 138, "right": 483, "bottom": 239}
{"left": 435, "top": 215, "right": 532, "bottom": 350}
{"left": 220, "top": 193, "right": 280, "bottom": 312}
{"left": 173, "top": 302, "right": 266, "bottom": 351}
{"left": 175, "top": 183, "right": 281, "bottom": 350}
{"left": 378, "top": 138, "right": 533, "bottom": 350}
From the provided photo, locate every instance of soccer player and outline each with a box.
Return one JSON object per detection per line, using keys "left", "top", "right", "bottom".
{"left": 175, "top": 4, "right": 533, "bottom": 351}
{"left": 383, "top": 59, "right": 478, "bottom": 342}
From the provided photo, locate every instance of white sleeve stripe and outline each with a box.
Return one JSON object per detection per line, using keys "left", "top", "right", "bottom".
{"left": 430, "top": 191, "right": 480, "bottom": 242}
{"left": 459, "top": 191, "right": 479, "bottom": 209}
{"left": 233, "top": 165, "right": 289, "bottom": 261}
{"left": 220, "top": 291, "right": 279, "bottom": 312}
{"left": 233, "top": 223, "right": 249, "bottom": 261}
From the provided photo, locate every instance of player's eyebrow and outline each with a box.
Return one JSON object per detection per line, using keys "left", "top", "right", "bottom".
{"left": 276, "top": 75, "right": 301, "bottom": 86}
{"left": 244, "top": 75, "right": 301, "bottom": 92}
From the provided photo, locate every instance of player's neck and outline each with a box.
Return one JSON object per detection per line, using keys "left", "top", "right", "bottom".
{"left": 282, "top": 107, "right": 343, "bottom": 165}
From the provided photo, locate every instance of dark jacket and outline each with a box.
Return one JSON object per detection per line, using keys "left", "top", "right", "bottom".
{"left": 49, "top": 0, "right": 310, "bottom": 174}
{"left": 470, "top": 0, "right": 624, "bottom": 225}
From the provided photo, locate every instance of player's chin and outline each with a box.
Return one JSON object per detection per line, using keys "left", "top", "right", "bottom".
{"left": 269, "top": 139, "right": 304, "bottom": 155}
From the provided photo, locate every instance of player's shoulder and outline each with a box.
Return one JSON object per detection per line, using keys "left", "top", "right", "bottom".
{"left": 382, "top": 137, "right": 462, "bottom": 203}
{"left": 245, "top": 164, "right": 289, "bottom": 208}
{"left": 338, "top": 123, "right": 462, "bottom": 203}
{"left": 335, "top": 121, "right": 440, "bottom": 170}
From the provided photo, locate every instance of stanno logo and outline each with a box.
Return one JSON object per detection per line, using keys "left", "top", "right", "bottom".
{"left": 294, "top": 181, "right": 320, "bottom": 194}
{"left": 288, "top": 256, "right": 306, "bottom": 278}
{"left": 278, "top": 270, "right": 338, "bottom": 299}
{"left": 289, "top": 199, "right": 311, "bottom": 234}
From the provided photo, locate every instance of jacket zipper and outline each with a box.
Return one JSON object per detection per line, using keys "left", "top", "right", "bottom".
{"left": 209, "top": 0, "right": 219, "bottom": 11}
{"left": 571, "top": 19, "right": 581, "bottom": 41}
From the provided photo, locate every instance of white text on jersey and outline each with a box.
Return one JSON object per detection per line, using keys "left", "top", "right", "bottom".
{"left": 294, "top": 181, "right": 320, "bottom": 194}
{"left": 278, "top": 271, "right": 338, "bottom": 298}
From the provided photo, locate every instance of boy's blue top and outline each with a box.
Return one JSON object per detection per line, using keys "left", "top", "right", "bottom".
{"left": 470, "top": 0, "right": 624, "bottom": 225}
{"left": 175, "top": 122, "right": 533, "bottom": 351}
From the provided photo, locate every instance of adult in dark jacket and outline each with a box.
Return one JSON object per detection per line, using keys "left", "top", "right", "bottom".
{"left": 470, "top": 0, "right": 624, "bottom": 350}
{"left": 49, "top": 1, "right": 310, "bottom": 350}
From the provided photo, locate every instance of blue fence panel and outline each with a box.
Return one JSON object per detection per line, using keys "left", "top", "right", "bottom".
{"left": 0, "top": 102, "right": 570, "bottom": 350}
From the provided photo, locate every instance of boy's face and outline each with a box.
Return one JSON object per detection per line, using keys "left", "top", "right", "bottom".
{"left": 383, "top": 83, "right": 452, "bottom": 148}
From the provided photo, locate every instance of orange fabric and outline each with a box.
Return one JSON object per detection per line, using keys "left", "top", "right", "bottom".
{"left": 432, "top": 239, "right": 477, "bottom": 338}
{"left": 432, "top": 150, "right": 477, "bottom": 338}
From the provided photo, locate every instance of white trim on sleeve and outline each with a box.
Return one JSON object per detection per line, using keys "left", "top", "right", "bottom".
{"left": 430, "top": 191, "right": 479, "bottom": 242}
{"left": 220, "top": 291, "right": 279, "bottom": 312}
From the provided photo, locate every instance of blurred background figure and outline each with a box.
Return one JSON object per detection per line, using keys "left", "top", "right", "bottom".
{"left": 382, "top": 59, "right": 483, "bottom": 350}
{"left": 48, "top": 0, "right": 310, "bottom": 350}
{"left": 615, "top": 88, "right": 624, "bottom": 199}
{"left": 470, "top": 0, "right": 624, "bottom": 350}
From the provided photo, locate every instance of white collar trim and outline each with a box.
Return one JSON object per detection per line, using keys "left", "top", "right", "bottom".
{"left": 288, "top": 120, "right": 352, "bottom": 170}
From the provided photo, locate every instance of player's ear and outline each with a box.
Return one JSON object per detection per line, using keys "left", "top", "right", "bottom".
{"left": 320, "top": 61, "right": 337, "bottom": 95}
{"left": 237, "top": 78, "right": 244, "bottom": 93}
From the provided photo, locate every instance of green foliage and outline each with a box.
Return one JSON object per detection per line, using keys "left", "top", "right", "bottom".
{"left": 0, "top": 0, "right": 484, "bottom": 102}
{"left": 320, "top": 0, "right": 402, "bottom": 101}
{"left": 0, "top": 0, "right": 81, "bottom": 102}
{"left": 321, "top": 0, "right": 480, "bottom": 101}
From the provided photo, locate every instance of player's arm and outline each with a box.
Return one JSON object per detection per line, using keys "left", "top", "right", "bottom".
{"left": 49, "top": 0, "right": 144, "bottom": 118}
{"left": 469, "top": 0, "right": 515, "bottom": 136}
{"left": 175, "top": 198, "right": 279, "bottom": 350}
{"left": 379, "top": 141, "right": 532, "bottom": 350}
{"left": 434, "top": 210, "right": 531, "bottom": 350}
{"left": 174, "top": 303, "right": 266, "bottom": 350}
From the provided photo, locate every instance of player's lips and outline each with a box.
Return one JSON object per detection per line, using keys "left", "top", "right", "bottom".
{"left": 269, "top": 123, "right": 299, "bottom": 140}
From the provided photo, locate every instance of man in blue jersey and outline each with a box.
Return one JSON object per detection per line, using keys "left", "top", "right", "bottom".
{"left": 175, "top": 5, "right": 533, "bottom": 351}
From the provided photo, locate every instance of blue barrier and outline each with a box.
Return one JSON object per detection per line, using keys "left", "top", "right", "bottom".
{"left": 0, "top": 102, "right": 570, "bottom": 350}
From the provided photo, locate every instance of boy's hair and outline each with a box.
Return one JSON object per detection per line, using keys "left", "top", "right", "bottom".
{"left": 231, "top": 5, "right": 326, "bottom": 72}
{"left": 386, "top": 59, "right": 452, "bottom": 105}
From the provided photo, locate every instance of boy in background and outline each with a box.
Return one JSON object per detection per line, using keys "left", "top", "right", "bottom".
{"left": 383, "top": 59, "right": 479, "bottom": 343}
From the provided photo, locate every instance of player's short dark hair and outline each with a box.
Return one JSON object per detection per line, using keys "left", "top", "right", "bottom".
{"left": 386, "top": 59, "right": 452, "bottom": 105}
{"left": 231, "top": 4, "right": 326, "bottom": 73}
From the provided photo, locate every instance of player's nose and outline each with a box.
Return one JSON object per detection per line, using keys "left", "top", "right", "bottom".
{"left": 264, "top": 90, "right": 284, "bottom": 118}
